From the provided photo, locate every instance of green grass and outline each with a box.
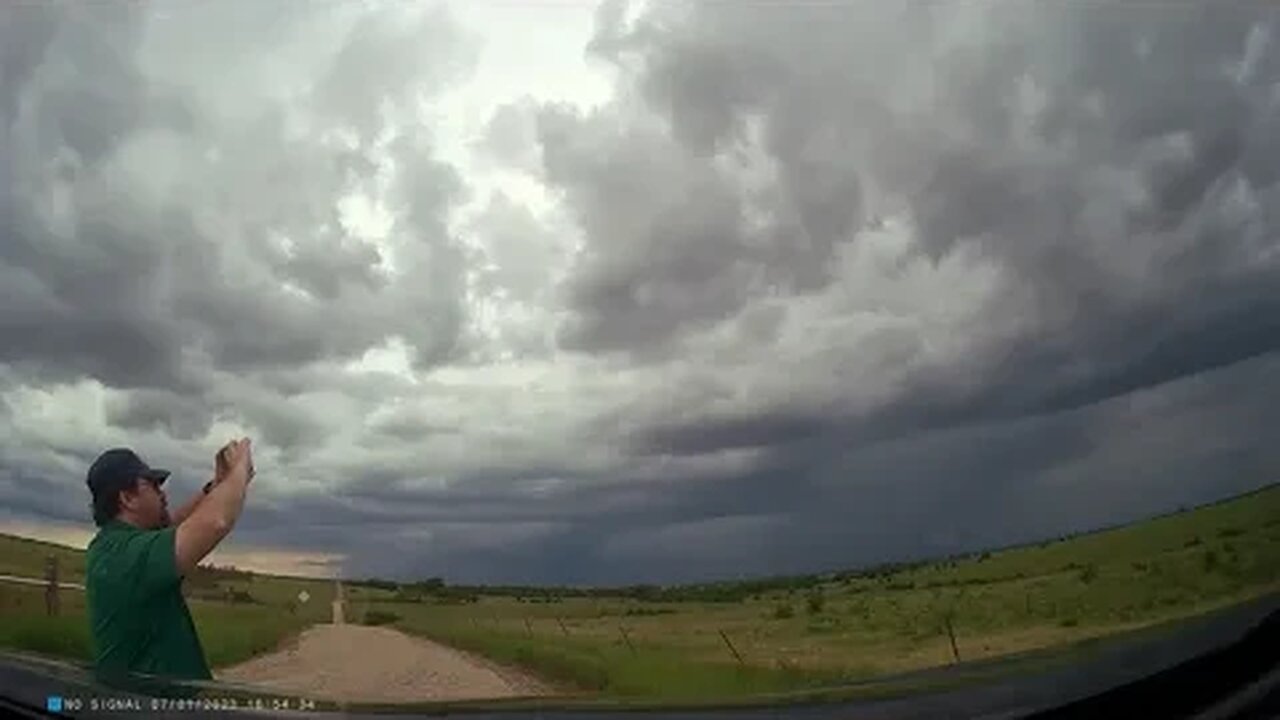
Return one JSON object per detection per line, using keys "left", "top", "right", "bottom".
{"left": 392, "top": 608, "right": 853, "bottom": 699}
{"left": 0, "top": 610, "right": 93, "bottom": 660}
{"left": 0, "top": 582, "right": 311, "bottom": 669}
{"left": 0, "top": 534, "right": 88, "bottom": 584}
{"left": 359, "top": 483, "right": 1280, "bottom": 697}
{"left": 191, "top": 602, "right": 310, "bottom": 668}
{"left": 1, "top": 482, "right": 1277, "bottom": 703}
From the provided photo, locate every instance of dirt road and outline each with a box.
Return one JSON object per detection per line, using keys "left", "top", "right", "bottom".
{"left": 213, "top": 624, "right": 554, "bottom": 704}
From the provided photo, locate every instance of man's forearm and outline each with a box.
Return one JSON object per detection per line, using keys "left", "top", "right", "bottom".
{"left": 190, "top": 467, "right": 250, "bottom": 530}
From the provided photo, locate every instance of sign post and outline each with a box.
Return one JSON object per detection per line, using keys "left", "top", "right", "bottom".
{"left": 331, "top": 581, "right": 346, "bottom": 625}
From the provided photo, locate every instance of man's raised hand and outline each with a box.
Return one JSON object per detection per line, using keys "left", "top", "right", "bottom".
{"left": 223, "top": 438, "right": 255, "bottom": 484}
{"left": 214, "top": 439, "right": 236, "bottom": 482}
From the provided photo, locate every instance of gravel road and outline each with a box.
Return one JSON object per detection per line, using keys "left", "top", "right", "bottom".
{"left": 213, "top": 624, "right": 554, "bottom": 704}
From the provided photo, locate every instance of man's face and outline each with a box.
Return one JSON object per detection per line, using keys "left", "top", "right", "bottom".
{"left": 124, "top": 477, "right": 170, "bottom": 529}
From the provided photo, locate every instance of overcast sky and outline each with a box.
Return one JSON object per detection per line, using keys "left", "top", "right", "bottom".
{"left": 2, "top": 1, "right": 1277, "bottom": 585}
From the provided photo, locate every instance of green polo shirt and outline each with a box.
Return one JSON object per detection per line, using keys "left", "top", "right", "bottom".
{"left": 85, "top": 519, "right": 212, "bottom": 688}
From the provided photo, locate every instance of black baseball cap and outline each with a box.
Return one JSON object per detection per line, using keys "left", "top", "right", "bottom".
{"left": 86, "top": 448, "right": 171, "bottom": 498}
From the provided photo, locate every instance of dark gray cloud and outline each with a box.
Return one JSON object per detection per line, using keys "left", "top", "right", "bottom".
{"left": 1, "top": 1, "right": 475, "bottom": 390}
{"left": 104, "top": 388, "right": 215, "bottom": 441}
{"left": 1, "top": 0, "right": 1277, "bottom": 586}
{"left": 558, "top": 1, "right": 1280, "bottom": 455}
{"left": 165, "top": 352, "right": 1277, "bottom": 586}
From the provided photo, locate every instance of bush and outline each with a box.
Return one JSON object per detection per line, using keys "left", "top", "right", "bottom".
{"left": 625, "top": 606, "right": 676, "bottom": 617}
{"left": 1203, "top": 550, "right": 1219, "bottom": 573}
{"left": 363, "top": 610, "right": 401, "bottom": 626}
{"left": 1078, "top": 564, "right": 1098, "bottom": 584}
{"left": 806, "top": 590, "right": 825, "bottom": 615}
{"left": 774, "top": 603, "right": 794, "bottom": 619}
{"left": 805, "top": 616, "right": 839, "bottom": 634}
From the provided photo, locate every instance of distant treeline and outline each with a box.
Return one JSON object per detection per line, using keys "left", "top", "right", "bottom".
{"left": 335, "top": 488, "right": 1277, "bottom": 602}
{"left": 341, "top": 519, "right": 1167, "bottom": 601}
{"left": 346, "top": 556, "right": 994, "bottom": 603}
{"left": 185, "top": 563, "right": 255, "bottom": 589}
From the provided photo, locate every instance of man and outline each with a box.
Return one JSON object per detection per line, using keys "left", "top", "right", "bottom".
{"left": 84, "top": 438, "right": 255, "bottom": 689}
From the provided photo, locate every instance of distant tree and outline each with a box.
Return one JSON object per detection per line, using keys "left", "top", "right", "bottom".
{"left": 363, "top": 610, "right": 400, "bottom": 626}
{"left": 806, "top": 590, "right": 825, "bottom": 615}
{"left": 1078, "top": 564, "right": 1098, "bottom": 584}
{"left": 1203, "top": 550, "right": 1219, "bottom": 573}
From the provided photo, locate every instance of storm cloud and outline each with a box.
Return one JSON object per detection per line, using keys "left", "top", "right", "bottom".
{"left": 1, "top": 0, "right": 1276, "bottom": 585}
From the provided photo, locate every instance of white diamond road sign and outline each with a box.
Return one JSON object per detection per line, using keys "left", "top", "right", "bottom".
{"left": 297, "top": 590, "right": 310, "bottom": 604}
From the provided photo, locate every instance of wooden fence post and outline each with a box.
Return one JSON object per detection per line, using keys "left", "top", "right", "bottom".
{"left": 618, "top": 625, "right": 636, "bottom": 655}
{"left": 718, "top": 629, "right": 744, "bottom": 664}
{"left": 556, "top": 617, "right": 569, "bottom": 636}
{"left": 944, "top": 615, "right": 961, "bottom": 664}
{"left": 45, "top": 556, "right": 60, "bottom": 617}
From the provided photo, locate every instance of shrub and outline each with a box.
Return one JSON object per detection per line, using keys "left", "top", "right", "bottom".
{"left": 1203, "top": 550, "right": 1219, "bottom": 572}
{"left": 1078, "top": 564, "right": 1098, "bottom": 584}
{"left": 774, "top": 603, "right": 795, "bottom": 619}
{"left": 806, "top": 590, "right": 825, "bottom": 615}
{"left": 806, "top": 617, "right": 839, "bottom": 634}
{"left": 625, "top": 606, "right": 676, "bottom": 616}
{"left": 363, "top": 610, "right": 401, "bottom": 626}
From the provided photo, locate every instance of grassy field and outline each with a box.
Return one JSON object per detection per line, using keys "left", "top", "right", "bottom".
{"left": 0, "top": 583, "right": 314, "bottom": 670}
{"left": 1, "top": 483, "right": 1277, "bottom": 703}
{"left": 0, "top": 534, "right": 91, "bottom": 584}
{"left": 0, "top": 552, "right": 342, "bottom": 670}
